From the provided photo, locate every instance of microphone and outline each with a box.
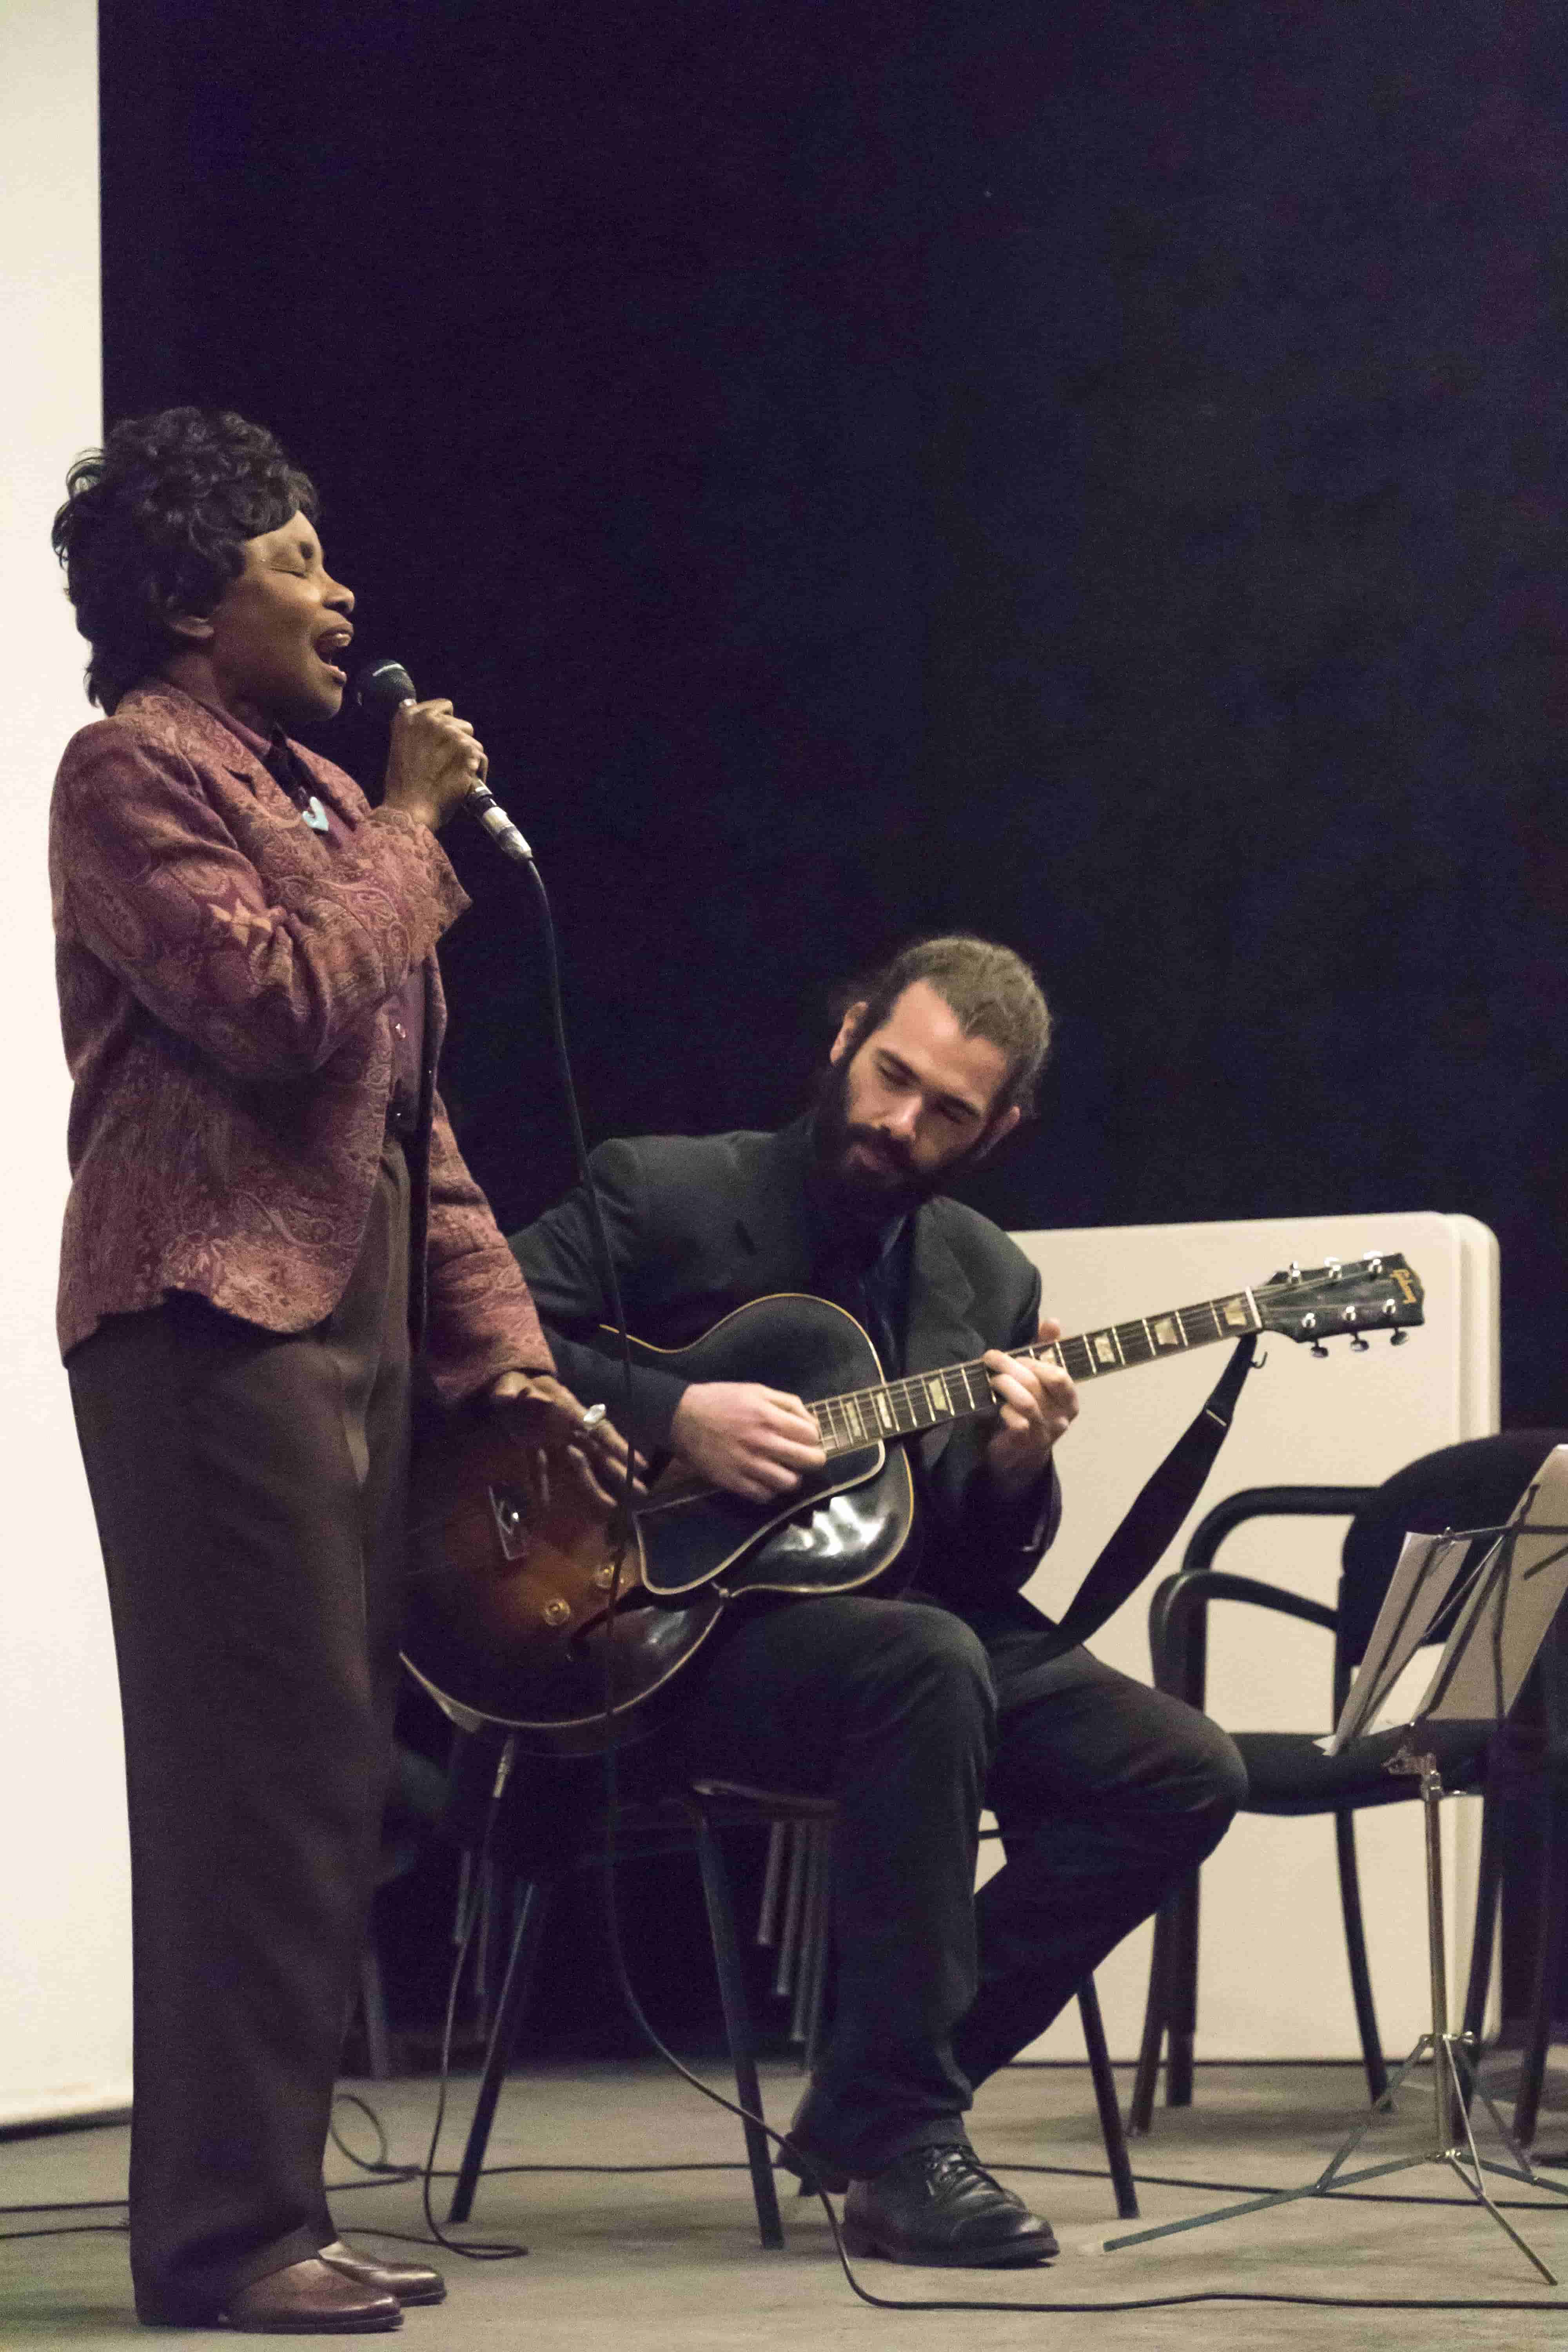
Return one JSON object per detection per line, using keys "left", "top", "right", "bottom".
{"left": 354, "top": 658, "right": 534, "bottom": 864}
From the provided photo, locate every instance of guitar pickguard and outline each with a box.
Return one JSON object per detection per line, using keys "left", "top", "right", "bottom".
{"left": 716, "top": 1446, "right": 916, "bottom": 1597}
{"left": 627, "top": 1294, "right": 917, "bottom": 1598}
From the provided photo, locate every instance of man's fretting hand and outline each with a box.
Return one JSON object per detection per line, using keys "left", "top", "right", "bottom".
{"left": 980, "top": 1318, "right": 1078, "bottom": 1496}
{"left": 671, "top": 1382, "right": 827, "bottom": 1503}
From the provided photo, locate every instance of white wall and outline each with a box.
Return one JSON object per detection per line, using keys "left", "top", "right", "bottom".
{"left": 0, "top": 0, "right": 132, "bottom": 2128}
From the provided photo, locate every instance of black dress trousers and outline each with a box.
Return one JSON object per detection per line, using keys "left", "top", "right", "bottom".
{"left": 676, "top": 1591, "right": 1245, "bottom": 2177}
{"left": 68, "top": 1139, "right": 413, "bottom": 2322}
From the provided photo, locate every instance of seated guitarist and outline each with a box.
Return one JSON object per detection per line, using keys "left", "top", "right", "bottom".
{"left": 511, "top": 934, "right": 1245, "bottom": 2268}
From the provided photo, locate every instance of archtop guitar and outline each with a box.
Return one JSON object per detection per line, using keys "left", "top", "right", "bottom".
{"left": 402, "top": 1250, "right": 1424, "bottom": 1752}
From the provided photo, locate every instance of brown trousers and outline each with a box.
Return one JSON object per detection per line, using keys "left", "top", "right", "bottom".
{"left": 69, "top": 1140, "right": 413, "bottom": 2322}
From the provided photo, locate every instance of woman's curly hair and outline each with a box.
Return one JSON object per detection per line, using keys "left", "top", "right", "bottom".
{"left": 52, "top": 408, "right": 318, "bottom": 712}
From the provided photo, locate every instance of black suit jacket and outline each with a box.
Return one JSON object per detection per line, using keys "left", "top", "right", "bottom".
{"left": 509, "top": 1120, "right": 1065, "bottom": 1634}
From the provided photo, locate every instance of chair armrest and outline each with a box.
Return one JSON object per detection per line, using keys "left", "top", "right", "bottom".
{"left": 1152, "top": 1565, "right": 1339, "bottom": 1690}
{"left": 1147, "top": 1484, "right": 1372, "bottom": 1704}
{"left": 1180, "top": 1486, "right": 1376, "bottom": 1579}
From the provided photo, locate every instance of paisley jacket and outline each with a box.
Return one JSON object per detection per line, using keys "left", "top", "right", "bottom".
{"left": 49, "top": 682, "right": 552, "bottom": 1404}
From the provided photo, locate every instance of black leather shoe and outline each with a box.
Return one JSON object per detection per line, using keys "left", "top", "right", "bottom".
{"left": 842, "top": 2143, "right": 1058, "bottom": 2267}
{"left": 318, "top": 2240, "right": 446, "bottom": 2307}
{"left": 220, "top": 2256, "right": 403, "bottom": 2332}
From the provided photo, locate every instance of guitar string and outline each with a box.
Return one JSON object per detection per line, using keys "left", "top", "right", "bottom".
{"left": 634, "top": 1302, "right": 1242, "bottom": 1493}
{"left": 811, "top": 1298, "right": 1248, "bottom": 1454}
{"left": 811, "top": 1263, "right": 1413, "bottom": 1456}
{"left": 620, "top": 1262, "right": 1416, "bottom": 1482}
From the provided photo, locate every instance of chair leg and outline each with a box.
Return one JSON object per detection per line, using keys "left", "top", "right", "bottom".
{"left": 1165, "top": 1864, "right": 1201, "bottom": 2109}
{"left": 1076, "top": 1976, "right": 1138, "bottom": 2219}
{"left": 448, "top": 1878, "right": 553, "bottom": 2225}
{"left": 757, "top": 1820, "right": 789, "bottom": 1948}
{"left": 1461, "top": 1796, "right": 1505, "bottom": 2047}
{"left": 1333, "top": 1809, "right": 1388, "bottom": 2105}
{"left": 1513, "top": 1792, "right": 1568, "bottom": 2149}
{"left": 1129, "top": 1896, "right": 1176, "bottom": 2135}
{"left": 690, "top": 1810, "right": 786, "bottom": 2250}
{"left": 773, "top": 1822, "right": 809, "bottom": 1999}
{"left": 356, "top": 1937, "right": 394, "bottom": 2083}
{"left": 797, "top": 1822, "right": 832, "bottom": 2073}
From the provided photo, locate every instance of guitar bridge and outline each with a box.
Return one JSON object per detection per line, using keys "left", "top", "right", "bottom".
{"left": 487, "top": 1485, "right": 531, "bottom": 1564}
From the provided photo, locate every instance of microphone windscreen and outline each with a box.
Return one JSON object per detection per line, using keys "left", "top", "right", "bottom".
{"left": 354, "top": 658, "right": 417, "bottom": 719}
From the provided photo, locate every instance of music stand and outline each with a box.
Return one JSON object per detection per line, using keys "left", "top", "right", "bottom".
{"left": 1103, "top": 1445, "right": 1568, "bottom": 2282}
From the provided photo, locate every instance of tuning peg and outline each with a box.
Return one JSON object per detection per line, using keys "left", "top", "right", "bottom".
{"left": 1311, "top": 1340, "right": 1329, "bottom": 1359}
{"left": 1350, "top": 1334, "right": 1370, "bottom": 1354}
{"left": 1390, "top": 1330, "right": 1408, "bottom": 1347}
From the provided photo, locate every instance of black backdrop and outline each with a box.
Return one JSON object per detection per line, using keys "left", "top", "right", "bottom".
{"left": 96, "top": 2, "right": 1568, "bottom": 2038}
{"left": 101, "top": 1, "right": 1568, "bottom": 1411}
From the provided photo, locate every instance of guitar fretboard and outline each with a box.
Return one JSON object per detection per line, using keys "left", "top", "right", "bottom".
{"left": 810, "top": 1288, "right": 1260, "bottom": 1458}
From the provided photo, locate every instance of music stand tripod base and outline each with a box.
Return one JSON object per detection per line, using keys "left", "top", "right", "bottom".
{"left": 1103, "top": 1751, "right": 1568, "bottom": 2283}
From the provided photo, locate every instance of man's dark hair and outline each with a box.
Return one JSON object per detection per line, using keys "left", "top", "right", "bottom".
{"left": 835, "top": 934, "right": 1053, "bottom": 1119}
{"left": 51, "top": 407, "right": 318, "bottom": 713}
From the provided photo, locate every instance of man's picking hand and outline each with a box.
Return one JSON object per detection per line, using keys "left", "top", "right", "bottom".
{"left": 670, "top": 1382, "right": 827, "bottom": 1503}
{"left": 980, "top": 1318, "right": 1078, "bottom": 1497}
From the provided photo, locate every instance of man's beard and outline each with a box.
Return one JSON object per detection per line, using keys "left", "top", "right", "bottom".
{"left": 809, "top": 1056, "right": 990, "bottom": 1229}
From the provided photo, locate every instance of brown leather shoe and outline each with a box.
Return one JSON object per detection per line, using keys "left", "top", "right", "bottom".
{"left": 220, "top": 2256, "right": 403, "bottom": 2333}
{"left": 318, "top": 2239, "right": 446, "bottom": 2307}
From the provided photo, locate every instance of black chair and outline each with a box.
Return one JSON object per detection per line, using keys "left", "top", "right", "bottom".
{"left": 447, "top": 1775, "right": 822, "bottom": 2247}
{"left": 1129, "top": 1430, "right": 1568, "bottom": 2142}
{"left": 445, "top": 1763, "right": 1140, "bottom": 2243}
{"left": 352, "top": 1742, "right": 450, "bottom": 2079}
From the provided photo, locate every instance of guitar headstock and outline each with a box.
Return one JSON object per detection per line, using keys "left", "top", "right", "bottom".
{"left": 1256, "top": 1252, "right": 1424, "bottom": 1355}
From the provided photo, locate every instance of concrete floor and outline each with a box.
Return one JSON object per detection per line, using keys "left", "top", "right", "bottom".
{"left": 6, "top": 2058, "right": 1568, "bottom": 2349}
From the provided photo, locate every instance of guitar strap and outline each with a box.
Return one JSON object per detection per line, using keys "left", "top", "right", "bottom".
{"left": 1053, "top": 1333, "right": 1259, "bottom": 1648}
